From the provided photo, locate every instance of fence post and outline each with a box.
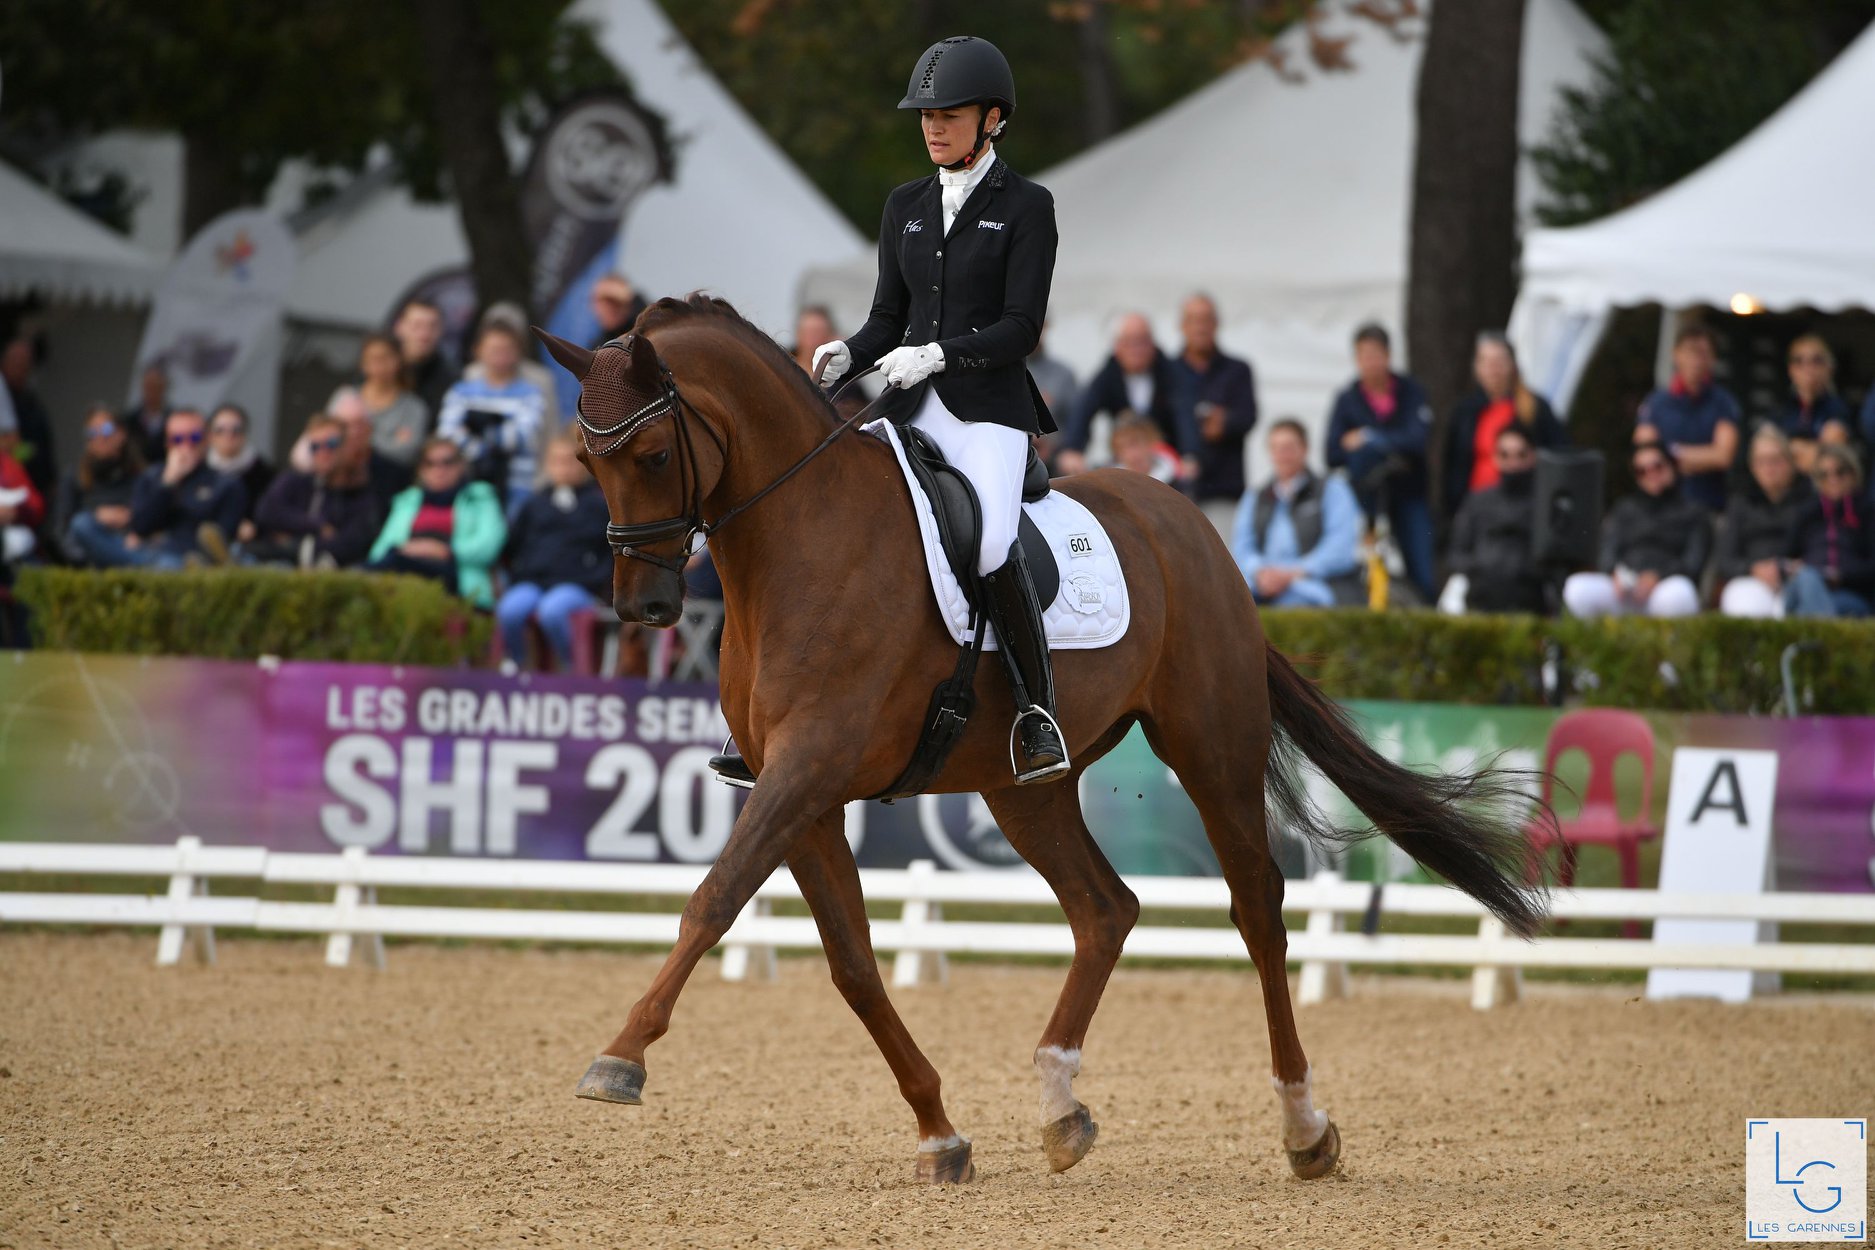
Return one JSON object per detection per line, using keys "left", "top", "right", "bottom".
{"left": 722, "top": 896, "right": 777, "bottom": 982}
{"left": 1296, "top": 869, "right": 1348, "bottom": 1006}
{"left": 1469, "top": 915, "right": 1521, "bottom": 1009}
{"left": 156, "top": 835, "right": 214, "bottom": 967}
{"left": 892, "top": 859, "right": 948, "bottom": 988}
{"left": 324, "top": 847, "right": 383, "bottom": 969}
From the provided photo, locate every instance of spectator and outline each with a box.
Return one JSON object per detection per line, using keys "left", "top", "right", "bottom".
{"left": 366, "top": 437, "right": 507, "bottom": 607}
{"left": 2, "top": 336, "right": 57, "bottom": 500}
{"left": 1562, "top": 441, "right": 1708, "bottom": 619}
{"left": 323, "top": 389, "right": 415, "bottom": 518}
{"left": 1715, "top": 425, "right": 1814, "bottom": 618}
{"left": 1769, "top": 334, "right": 1853, "bottom": 475}
{"left": 117, "top": 410, "right": 247, "bottom": 568}
{"left": 1325, "top": 323, "right": 1436, "bottom": 600}
{"left": 57, "top": 405, "right": 144, "bottom": 567}
{"left": 1058, "top": 313, "right": 1196, "bottom": 478}
{"left": 496, "top": 436, "right": 612, "bottom": 669}
{"left": 1170, "top": 294, "right": 1258, "bottom": 536}
{"left": 590, "top": 273, "right": 647, "bottom": 348}
{"left": 1783, "top": 443, "right": 1874, "bottom": 618}
{"left": 1109, "top": 412, "right": 1181, "bottom": 484}
{"left": 1861, "top": 387, "right": 1875, "bottom": 456}
{"left": 438, "top": 322, "right": 546, "bottom": 508}
{"left": 338, "top": 333, "right": 429, "bottom": 467}
{"left": 249, "top": 414, "right": 383, "bottom": 568}
{"left": 0, "top": 402, "right": 46, "bottom": 564}
{"left": 392, "top": 298, "right": 453, "bottom": 419}
{"left": 1026, "top": 326, "right": 1079, "bottom": 429}
{"left": 205, "top": 404, "right": 275, "bottom": 542}
{"left": 1230, "top": 418, "right": 1360, "bottom": 608}
{"left": 1439, "top": 424, "right": 1545, "bottom": 615}
{"left": 471, "top": 302, "right": 562, "bottom": 438}
{"left": 1635, "top": 323, "right": 1739, "bottom": 512}
{"left": 1441, "top": 331, "right": 1565, "bottom": 525}
{"left": 791, "top": 305, "right": 839, "bottom": 374}
{"left": 122, "top": 363, "right": 174, "bottom": 465}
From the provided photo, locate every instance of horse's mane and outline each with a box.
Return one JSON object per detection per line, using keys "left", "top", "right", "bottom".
{"left": 635, "top": 293, "right": 840, "bottom": 426}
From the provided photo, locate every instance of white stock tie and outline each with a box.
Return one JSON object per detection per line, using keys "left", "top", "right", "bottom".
{"left": 939, "top": 170, "right": 972, "bottom": 234}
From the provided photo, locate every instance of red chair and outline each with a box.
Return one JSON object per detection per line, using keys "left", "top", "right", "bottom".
{"left": 1524, "top": 709, "right": 1660, "bottom": 933}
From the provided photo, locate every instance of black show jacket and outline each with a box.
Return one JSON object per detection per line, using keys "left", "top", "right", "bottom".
{"left": 843, "top": 159, "right": 1058, "bottom": 435}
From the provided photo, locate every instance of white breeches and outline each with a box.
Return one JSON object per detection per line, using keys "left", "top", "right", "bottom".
{"left": 1562, "top": 572, "right": 1700, "bottom": 619}
{"left": 911, "top": 388, "right": 1030, "bottom": 576}
{"left": 1719, "top": 575, "right": 1784, "bottom": 619}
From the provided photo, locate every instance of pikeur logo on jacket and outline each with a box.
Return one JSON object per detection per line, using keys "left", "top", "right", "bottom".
{"left": 844, "top": 160, "right": 1059, "bottom": 435}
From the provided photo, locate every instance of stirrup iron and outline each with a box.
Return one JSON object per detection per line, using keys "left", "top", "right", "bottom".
{"left": 1009, "top": 705, "right": 1071, "bottom": 785}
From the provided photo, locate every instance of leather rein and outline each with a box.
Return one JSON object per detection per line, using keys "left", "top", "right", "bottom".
{"left": 577, "top": 344, "right": 885, "bottom": 574}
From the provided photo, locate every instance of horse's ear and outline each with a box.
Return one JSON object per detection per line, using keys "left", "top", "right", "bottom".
{"left": 619, "top": 333, "right": 665, "bottom": 389}
{"left": 531, "top": 326, "right": 595, "bottom": 379}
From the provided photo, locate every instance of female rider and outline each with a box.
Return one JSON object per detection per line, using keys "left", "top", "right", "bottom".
{"left": 814, "top": 36, "right": 1068, "bottom": 784}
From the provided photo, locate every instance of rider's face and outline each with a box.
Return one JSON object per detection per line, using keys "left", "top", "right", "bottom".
{"left": 921, "top": 105, "right": 997, "bottom": 166}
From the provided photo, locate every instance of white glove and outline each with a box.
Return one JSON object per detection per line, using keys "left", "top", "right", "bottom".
{"left": 879, "top": 343, "right": 946, "bottom": 389}
{"left": 811, "top": 340, "right": 851, "bottom": 385}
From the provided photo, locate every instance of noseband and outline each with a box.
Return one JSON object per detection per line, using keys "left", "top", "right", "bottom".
{"left": 576, "top": 341, "right": 883, "bottom": 575}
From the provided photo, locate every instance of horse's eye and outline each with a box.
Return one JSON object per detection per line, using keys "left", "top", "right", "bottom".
{"left": 644, "top": 449, "right": 671, "bottom": 471}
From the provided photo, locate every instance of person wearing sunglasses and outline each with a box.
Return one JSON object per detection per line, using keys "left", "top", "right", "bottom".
{"left": 109, "top": 409, "right": 248, "bottom": 568}
{"left": 1783, "top": 443, "right": 1874, "bottom": 618}
{"left": 1715, "top": 425, "right": 1814, "bottom": 618}
{"left": 1439, "top": 424, "right": 1546, "bottom": 615}
{"left": 249, "top": 414, "right": 383, "bottom": 568}
{"left": 1562, "top": 442, "right": 1709, "bottom": 620}
{"left": 1634, "top": 323, "right": 1740, "bottom": 513}
{"left": 204, "top": 405, "right": 274, "bottom": 543}
{"left": 1769, "top": 334, "right": 1854, "bottom": 475}
{"left": 365, "top": 437, "right": 507, "bottom": 607}
{"left": 58, "top": 405, "right": 145, "bottom": 567}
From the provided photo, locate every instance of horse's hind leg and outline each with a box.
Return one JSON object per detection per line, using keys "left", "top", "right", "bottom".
{"left": 787, "top": 810, "right": 972, "bottom": 1183}
{"left": 982, "top": 781, "right": 1140, "bottom": 1174}
{"left": 1140, "top": 710, "right": 1342, "bottom": 1180}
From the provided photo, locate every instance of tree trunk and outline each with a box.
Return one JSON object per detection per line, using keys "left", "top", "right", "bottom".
{"left": 411, "top": 0, "right": 533, "bottom": 312}
{"left": 1077, "top": 2, "right": 1121, "bottom": 145}
{"left": 181, "top": 133, "right": 245, "bottom": 240}
{"left": 1406, "top": 0, "right": 1527, "bottom": 515}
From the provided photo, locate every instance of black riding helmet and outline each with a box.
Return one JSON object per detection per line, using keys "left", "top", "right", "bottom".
{"left": 898, "top": 36, "right": 1016, "bottom": 170}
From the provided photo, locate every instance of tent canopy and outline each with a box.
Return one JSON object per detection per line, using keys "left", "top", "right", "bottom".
{"left": 1512, "top": 21, "right": 1875, "bottom": 410}
{"left": 0, "top": 161, "right": 163, "bottom": 306}
{"left": 802, "top": 0, "right": 1602, "bottom": 441}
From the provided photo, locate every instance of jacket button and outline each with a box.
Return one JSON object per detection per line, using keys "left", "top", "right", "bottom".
{"left": 935, "top": 250, "right": 943, "bottom": 259}
{"left": 930, "top": 284, "right": 939, "bottom": 293}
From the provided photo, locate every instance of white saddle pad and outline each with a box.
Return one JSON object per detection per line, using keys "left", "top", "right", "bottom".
{"left": 869, "top": 420, "right": 1130, "bottom": 651}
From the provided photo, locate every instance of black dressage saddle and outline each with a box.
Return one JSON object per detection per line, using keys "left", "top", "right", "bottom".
{"left": 897, "top": 425, "right": 1060, "bottom": 609}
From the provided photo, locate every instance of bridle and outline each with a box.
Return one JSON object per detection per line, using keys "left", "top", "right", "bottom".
{"left": 577, "top": 341, "right": 884, "bottom": 574}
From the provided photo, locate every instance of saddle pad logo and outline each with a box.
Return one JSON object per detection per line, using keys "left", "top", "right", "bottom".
{"left": 1067, "top": 533, "right": 1096, "bottom": 559}
{"left": 1063, "top": 573, "right": 1104, "bottom": 615}
{"left": 904, "top": 219, "right": 924, "bottom": 234}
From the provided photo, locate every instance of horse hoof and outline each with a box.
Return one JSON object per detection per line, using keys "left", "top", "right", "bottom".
{"left": 574, "top": 1054, "right": 646, "bottom": 1105}
{"left": 1287, "top": 1118, "right": 1341, "bottom": 1180}
{"left": 1042, "top": 1105, "right": 1100, "bottom": 1172}
{"left": 914, "top": 1138, "right": 976, "bottom": 1184}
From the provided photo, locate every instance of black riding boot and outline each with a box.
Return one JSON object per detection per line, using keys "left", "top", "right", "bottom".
{"left": 981, "top": 543, "right": 1070, "bottom": 784}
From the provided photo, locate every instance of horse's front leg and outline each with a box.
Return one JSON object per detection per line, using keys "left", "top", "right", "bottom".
{"left": 574, "top": 751, "right": 844, "bottom": 1106}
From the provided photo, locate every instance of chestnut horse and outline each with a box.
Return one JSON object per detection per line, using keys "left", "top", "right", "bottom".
{"left": 535, "top": 296, "right": 1547, "bottom": 1185}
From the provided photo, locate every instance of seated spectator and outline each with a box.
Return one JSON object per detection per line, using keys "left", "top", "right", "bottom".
{"left": 1783, "top": 444, "right": 1874, "bottom": 618}
{"left": 3, "top": 335, "right": 57, "bottom": 500}
{"left": 1635, "top": 323, "right": 1739, "bottom": 512}
{"left": 319, "top": 389, "right": 415, "bottom": 517}
{"left": 249, "top": 414, "right": 383, "bottom": 568}
{"left": 121, "top": 363, "right": 175, "bottom": 465}
{"left": 1439, "top": 424, "right": 1545, "bottom": 615}
{"left": 437, "top": 321, "right": 545, "bottom": 509}
{"left": 1230, "top": 418, "right": 1360, "bottom": 608}
{"left": 1058, "top": 313, "right": 1196, "bottom": 479}
{"left": 1326, "top": 322, "right": 1436, "bottom": 600}
{"left": 57, "top": 406, "right": 144, "bottom": 567}
{"left": 337, "top": 333, "right": 429, "bottom": 467}
{"left": 1027, "top": 326, "right": 1079, "bottom": 430}
{"left": 1171, "top": 293, "right": 1258, "bottom": 537}
{"left": 106, "top": 410, "right": 248, "bottom": 568}
{"left": 590, "top": 273, "right": 648, "bottom": 348}
{"left": 392, "top": 298, "right": 454, "bottom": 419}
{"left": 1770, "top": 334, "right": 1853, "bottom": 474}
{"left": 1110, "top": 412, "right": 1181, "bottom": 484}
{"left": 471, "top": 302, "right": 562, "bottom": 437}
{"left": 205, "top": 404, "right": 274, "bottom": 543}
{"left": 1442, "top": 331, "right": 1566, "bottom": 525}
{"left": 1715, "top": 426, "right": 1814, "bottom": 618}
{"left": 1562, "top": 441, "right": 1708, "bottom": 619}
{"left": 366, "top": 437, "right": 507, "bottom": 607}
{"left": 0, "top": 402, "right": 46, "bottom": 564}
{"left": 496, "top": 436, "right": 612, "bottom": 668}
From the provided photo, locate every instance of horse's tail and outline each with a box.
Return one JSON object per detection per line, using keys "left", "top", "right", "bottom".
{"left": 1262, "top": 643, "right": 1550, "bottom": 938}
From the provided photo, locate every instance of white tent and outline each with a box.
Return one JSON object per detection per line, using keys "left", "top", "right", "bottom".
{"left": 285, "top": 0, "right": 863, "bottom": 340}
{"left": 0, "top": 160, "right": 163, "bottom": 306}
{"left": 1512, "top": 20, "right": 1875, "bottom": 413}
{"left": 801, "top": 0, "right": 1602, "bottom": 450}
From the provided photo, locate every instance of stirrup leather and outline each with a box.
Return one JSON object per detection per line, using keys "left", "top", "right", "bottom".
{"left": 981, "top": 542, "right": 1070, "bottom": 785}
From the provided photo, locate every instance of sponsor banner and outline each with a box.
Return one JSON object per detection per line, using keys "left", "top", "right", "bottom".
{"left": 1, "top": 652, "right": 1870, "bottom": 890}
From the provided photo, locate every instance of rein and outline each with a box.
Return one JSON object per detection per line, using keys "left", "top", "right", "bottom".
{"left": 581, "top": 352, "right": 886, "bottom": 573}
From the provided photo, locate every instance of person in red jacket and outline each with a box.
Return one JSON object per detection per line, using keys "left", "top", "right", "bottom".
{"left": 0, "top": 402, "right": 47, "bottom": 564}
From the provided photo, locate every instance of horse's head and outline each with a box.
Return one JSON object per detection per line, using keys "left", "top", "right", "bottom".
{"left": 533, "top": 326, "right": 725, "bottom": 628}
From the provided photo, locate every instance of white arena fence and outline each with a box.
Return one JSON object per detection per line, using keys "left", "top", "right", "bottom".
{"left": 3, "top": 838, "right": 1873, "bottom": 1010}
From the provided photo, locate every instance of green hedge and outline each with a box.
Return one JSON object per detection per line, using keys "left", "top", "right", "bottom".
{"left": 1262, "top": 609, "right": 1875, "bottom": 715}
{"left": 15, "top": 567, "right": 491, "bottom": 666}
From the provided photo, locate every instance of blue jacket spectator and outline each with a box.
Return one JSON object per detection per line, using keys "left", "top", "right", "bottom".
{"left": 250, "top": 415, "right": 382, "bottom": 567}
{"left": 1635, "top": 323, "right": 1740, "bottom": 511}
{"left": 436, "top": 322, "right": 545, "bottom": 507}
{"left": 1057, "top": 314, "right": 1195, "bottom": 472}
{"left": 1232, "top": 419, "right": 1360, "bottom": 608}
{"left": 496, "top": 438, "right": 613, "bottom": 669}
{"left": 1170, "top": 294, "right": 1257, "bottom": 518}
{"left": 85, "top": 411, "right": 247, "bottom": 567}
{"left": 1324, "top": 323, "right": 1435, "bottom": 599}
